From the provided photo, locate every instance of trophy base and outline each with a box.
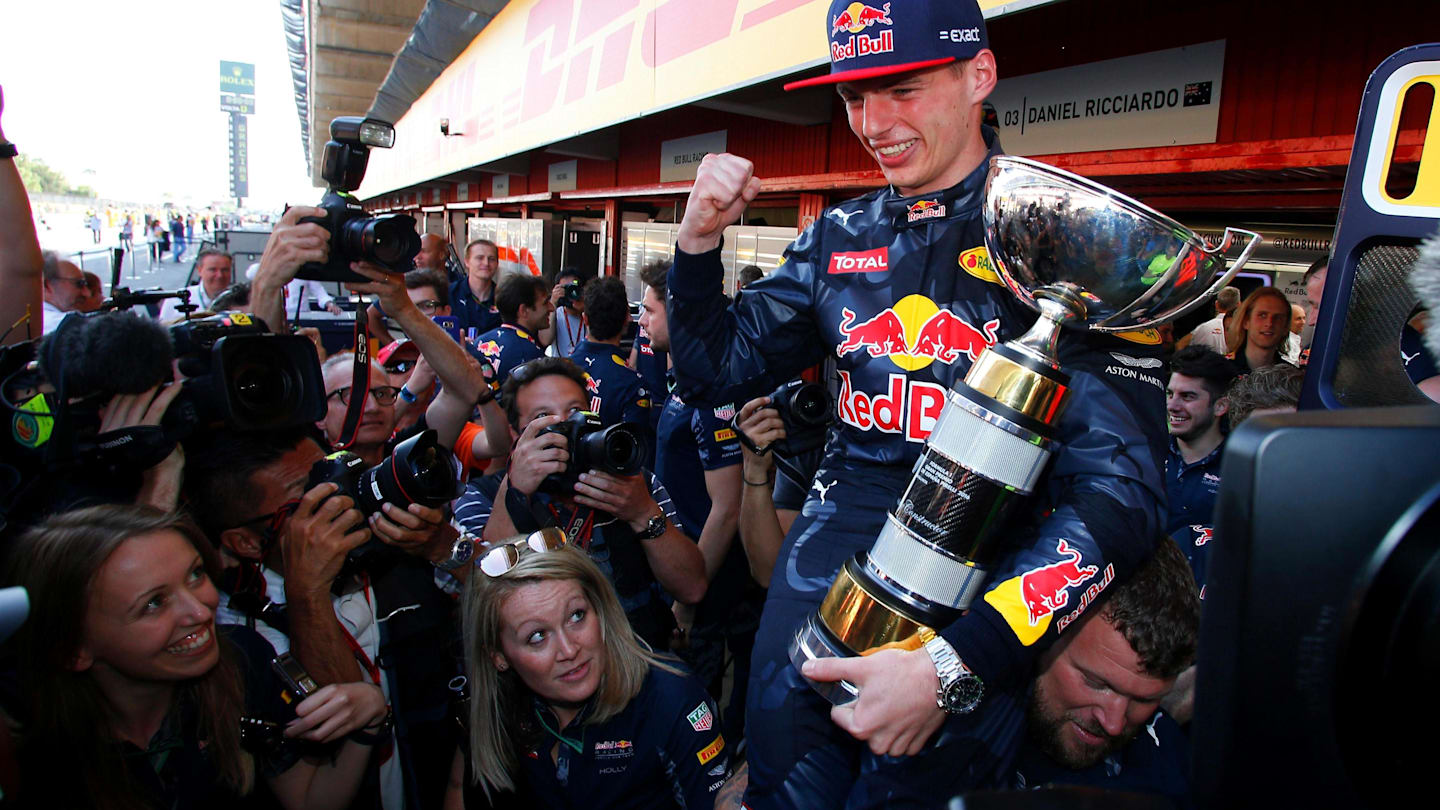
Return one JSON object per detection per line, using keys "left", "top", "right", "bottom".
{"left": 789, "top": 613, "right": 862, "bottom": 706}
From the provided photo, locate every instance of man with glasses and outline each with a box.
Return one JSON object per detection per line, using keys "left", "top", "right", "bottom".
{"left": 452, "top": 357, "right": 707, "bottom": 649}
{"left": 318, "top": 262, "right": 492, "bottom": 470}
{"left": 39, "top": 250, "right": 87, "bottom": 335}
{"left": 187, "top": 424, "right": 467, "bottom": 810}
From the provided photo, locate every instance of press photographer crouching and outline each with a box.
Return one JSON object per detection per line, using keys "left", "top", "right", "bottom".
{"left": 184, "top": 418, "right": 470, "bottom": 810}
{"left": 2, "top": 504, "right": 387, "bottom": 809}
{"left": 449, "top": 534, "right": 729, "bottom": 809}
{"left": 453, "top": 358, "right": 707, "bottom": 649}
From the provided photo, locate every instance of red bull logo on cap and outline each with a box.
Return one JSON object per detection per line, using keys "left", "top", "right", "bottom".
{"left": 834, "top": 295, "right": 999, "bottom": 371}
{"left": 984, "top": 539, "right": 1109, "bottom": 645}
{"left": 830, "top": 2, "right": 894, "bottom": 62}
{"left": 831, "top": 1, "right": 893, "bottom": 35}
{"left": 906, "top": 199, "right": 947, "bottom": 223}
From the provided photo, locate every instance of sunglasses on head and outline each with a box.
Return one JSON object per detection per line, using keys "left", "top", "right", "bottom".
{"left": 478, "top": 527, "right": 568, "bottom": 577}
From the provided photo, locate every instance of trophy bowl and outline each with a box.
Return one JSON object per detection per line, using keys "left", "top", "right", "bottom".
{"left": 984, "top": 155, "right": 1259, "bottom": 332}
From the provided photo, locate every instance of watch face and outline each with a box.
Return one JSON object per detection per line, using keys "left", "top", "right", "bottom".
{"left": 943, "top": 675, "right": 984, "bottom": 714}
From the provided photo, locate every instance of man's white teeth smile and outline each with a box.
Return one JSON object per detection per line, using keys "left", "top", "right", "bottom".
{"left": 877, "top": 140, "right": 916, "bottom": 157}
{"left": 168, "top": 626, "right": 212, "bottom": 654}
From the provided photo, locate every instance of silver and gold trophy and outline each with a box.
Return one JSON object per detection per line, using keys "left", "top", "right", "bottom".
{"left": 791, "top": 156, "right": 1262, "bottom": 704}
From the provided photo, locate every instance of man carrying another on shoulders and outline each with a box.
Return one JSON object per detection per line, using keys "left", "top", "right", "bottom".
{"left": 663, "top": 1, "right": 1167, "bottom": 805}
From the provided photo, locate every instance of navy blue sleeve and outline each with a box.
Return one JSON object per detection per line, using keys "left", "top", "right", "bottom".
{"left": 689, "top": 402, "right": 742, "bottom": 471}
{"left": 651, "top": 667, "right": 730, "bottom": 809}
{"left": 667, "top": 232, "right": 826, "bottom": 407}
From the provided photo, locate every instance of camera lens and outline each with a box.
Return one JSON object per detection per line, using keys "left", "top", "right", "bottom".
{"left": 595, "top": 424, "right": 643, "bottom": 476}
{"left": 365, "top": 216, "right": 422, "bottom": 267}
{"left": 230, "top": 358, "right": 290, "bottom": 414}
{"left": 790, "top": 384, "right": 833, "bottom": 428}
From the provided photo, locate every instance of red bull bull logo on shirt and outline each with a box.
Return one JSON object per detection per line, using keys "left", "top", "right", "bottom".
{"left": 984, "top": 539, "right": 1109, "bottom": 645}
{"left": 830, "top": 2, "right": 894, "bottom": 62}
{"left": 835, "top": 295, "right": 999, "bottom": 371}
{"left": 832, "top": 295, "right": 999, "bottom": 442}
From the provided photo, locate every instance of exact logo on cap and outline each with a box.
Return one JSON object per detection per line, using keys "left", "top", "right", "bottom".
{"left": 785, "top": 0, "right": 989, "bottom": 92}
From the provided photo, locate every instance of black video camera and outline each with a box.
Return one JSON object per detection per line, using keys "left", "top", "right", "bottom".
{"left": 737, "top": 379, "right": 833, "bottom": 458}
{"left": 307, "top": 429, "right": 464, "bottom": 572}
{"left": 296, "top": 117, "right": 421, "bottom": 284}
{"left": 0, "top": 310, "right": 325, "bottom": 535}
{"left": 538, "top": 410, "right": 645, "bottom": 495}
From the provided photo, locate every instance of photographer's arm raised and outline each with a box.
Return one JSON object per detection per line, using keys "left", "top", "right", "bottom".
{"left": 346, "top": 262, "right": 484, "bottom": 449}
{"left": 0, "top": 86, "right": 44, "bottom": 345}
{"left": 250, "top": 206, "right": 331, "bottom": 334}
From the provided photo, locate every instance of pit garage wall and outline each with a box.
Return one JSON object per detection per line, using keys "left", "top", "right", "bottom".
{"left": 364, "top": 0, "right": 1434, "bottom": 275}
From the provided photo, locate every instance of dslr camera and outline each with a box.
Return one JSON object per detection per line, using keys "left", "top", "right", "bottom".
{"left": 739, "top": 378, "right": 833, "bottom": 458}
{"left": 308, "top": 429, "right": 465, "bottom": 573}
{"left": 538, "top": 411, "right": 645, "bottom": 495}
{"left": 296, "top": 117, "right": 421, "bottom": 284}
{"left": 561, "top": 281, "right": 584, "bottom": 308}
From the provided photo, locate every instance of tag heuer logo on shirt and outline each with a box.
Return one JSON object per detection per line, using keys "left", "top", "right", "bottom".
{"left": 712, "top": 403, "right": 736, "bottom": 422}
{"left": 687, "top": 702, "right": 714, "bottom": 732}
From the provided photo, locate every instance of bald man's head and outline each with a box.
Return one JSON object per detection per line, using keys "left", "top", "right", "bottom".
{"left": 416, "top": 233, "right": 448, "bottom": 271}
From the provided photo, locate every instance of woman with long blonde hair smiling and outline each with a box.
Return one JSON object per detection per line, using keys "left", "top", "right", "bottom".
{"left": 448, "top": 529, "right": 729, "bottom": 809}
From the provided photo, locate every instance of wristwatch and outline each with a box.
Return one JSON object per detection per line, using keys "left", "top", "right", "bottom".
{"left": 433, "top": 532, "right": 477, "bottom": 572}
{"left": 923, "top": 635, "right": 984, "bottom": 715}
{"left": 0, "top": 142, "right": 17, "bottom": 160}
{"left": 638, "top": 510, "right": 667, "bottom": 540}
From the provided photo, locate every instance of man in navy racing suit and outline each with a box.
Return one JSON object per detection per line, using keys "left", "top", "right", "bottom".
{"left": 663, "top": 1, "right": 1169, "bottom": 807}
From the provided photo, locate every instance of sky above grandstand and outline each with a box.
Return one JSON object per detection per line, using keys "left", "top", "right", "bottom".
{"left": 0, "top": 0, "right": 321, "bottom": 209}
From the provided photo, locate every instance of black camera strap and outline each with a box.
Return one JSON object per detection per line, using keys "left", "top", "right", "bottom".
{"left": 335, "top": 305, "right": 372, "bottom": 450}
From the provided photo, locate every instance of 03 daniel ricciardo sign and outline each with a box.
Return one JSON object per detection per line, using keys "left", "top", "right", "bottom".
{"left": 989, "top": 40, "right": 1226, "bottom": 156}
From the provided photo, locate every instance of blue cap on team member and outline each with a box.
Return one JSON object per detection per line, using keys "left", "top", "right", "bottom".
{"left": 784, "top": 0, "right": 990, "bottom": 91}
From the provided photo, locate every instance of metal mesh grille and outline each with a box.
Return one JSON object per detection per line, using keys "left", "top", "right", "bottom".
{"left": 1334, "top": 243, "right": 1431, "bottom": 407}
{"left": 929, "top": 393, "right": 1051, "bottom": 492}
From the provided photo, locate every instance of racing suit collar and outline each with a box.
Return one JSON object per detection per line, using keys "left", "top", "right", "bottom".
{"left": 884, "top": 124, "right": 1002, "bottom": 230}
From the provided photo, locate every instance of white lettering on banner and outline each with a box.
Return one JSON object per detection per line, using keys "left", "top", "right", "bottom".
{"left": 836, "top": 371, "right": 946, "bottom": 443}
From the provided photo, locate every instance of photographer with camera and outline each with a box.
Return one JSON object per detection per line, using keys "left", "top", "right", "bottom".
{"left": 0, "top": 85, "right": 44, "bottom": 347}
{"left": 3, "top": 504, "right": 387, "bottom": 809}
{"left": 545, "top": 266, "right": 589, "bottom": 359}
{"left": 319, "top": 261, "right": 494, "bottom": 470}
{"left": 453, "top": 357, "right": 707, "bottom": 649}
{"left": 187, "top": 424, "right": 468, "bottom": 810}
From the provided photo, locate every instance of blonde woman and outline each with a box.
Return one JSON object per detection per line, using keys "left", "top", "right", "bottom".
{"left": 449, "top": 530, "right": 729, "bottom": 809}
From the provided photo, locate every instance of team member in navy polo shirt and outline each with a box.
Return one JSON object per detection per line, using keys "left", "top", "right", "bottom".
{"left": 452, "top": 357, "right": 707, "bottom": 648}
{"left": 640, "top": 260, "right": 756, "bottom": 744}
{"left": 452, "top": 541, "right": 729, "bottom": 809}
{"left": 1013, "top": 539, "right": 1199, "bottom": 808}
{"left": 1163, "top": 346, "right": 1235, "bottom": 595}
{"left": 474, "top": 273, "right": 552, "bottom": 394}
{"left": 570, "top": 276, "right": 654, "bottom": 458}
